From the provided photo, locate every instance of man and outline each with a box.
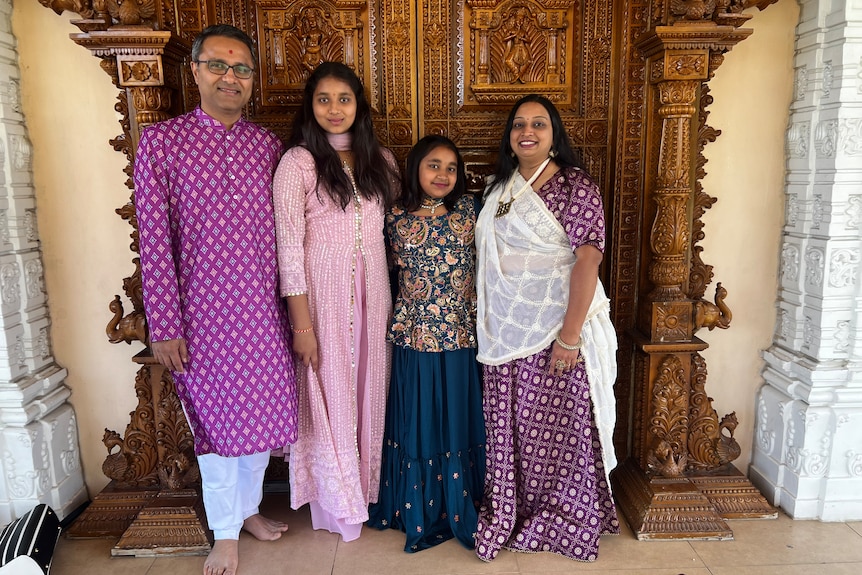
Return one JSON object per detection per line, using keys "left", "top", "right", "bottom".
{"left": 134, "top": 24, "right": 296, "bottom": 575}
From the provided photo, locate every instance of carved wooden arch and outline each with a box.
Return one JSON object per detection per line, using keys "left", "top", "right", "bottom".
{"left": 42, "top": 0, "right": 780, "bottom": 542}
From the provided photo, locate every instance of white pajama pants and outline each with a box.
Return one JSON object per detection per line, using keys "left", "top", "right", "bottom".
{"left": 197, "top": 450, "right": 271, "bottom": 540}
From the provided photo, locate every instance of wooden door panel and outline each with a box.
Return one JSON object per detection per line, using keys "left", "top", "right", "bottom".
{"left": 412, "top": 1, "right": 616, "bottom": 197}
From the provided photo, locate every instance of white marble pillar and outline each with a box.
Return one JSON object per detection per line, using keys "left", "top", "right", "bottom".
{"left": 750, "top": 0, "right": 862, "bottom": 521}
{"left": 0, "top": 0, "right": 87, "bottom": 523}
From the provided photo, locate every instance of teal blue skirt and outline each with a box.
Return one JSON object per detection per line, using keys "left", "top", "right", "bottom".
{"left": 368, "top": 345, "right": 486, "bottom": 552}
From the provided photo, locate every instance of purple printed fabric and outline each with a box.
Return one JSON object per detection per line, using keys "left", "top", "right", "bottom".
{"left": 135, "top": 108, "right": 298, "bottom": 457}
{"left": 476, "top": 167, "right": 618, "bottom": 561}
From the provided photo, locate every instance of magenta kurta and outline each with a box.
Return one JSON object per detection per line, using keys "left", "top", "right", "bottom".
{"left": 273, "top": 145, "right": 394, "bottom": 525}
{"left": 135, "top": 108, "right": 298, "bottom": 457}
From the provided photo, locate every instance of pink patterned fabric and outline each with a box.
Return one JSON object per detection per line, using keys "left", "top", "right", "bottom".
{"left": 475, "top": 167, "right": 618, "bottom": 561}
{"left": 273, "top": 145, "right": 397, "bottom": 526}
{"left": 135, "top": 108, "right": 298, "bottom": 457}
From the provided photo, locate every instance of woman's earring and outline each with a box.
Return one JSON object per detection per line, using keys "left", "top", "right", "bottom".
{"left": 549, "top": 149, "right": 557, "bottom": 158}
{"left": 510, "top": 151, "right": 516, "bottom": 158}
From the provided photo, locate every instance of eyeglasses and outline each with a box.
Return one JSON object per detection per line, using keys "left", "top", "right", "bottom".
{"left": 195, "top": 60, "right": 254, "bottom": 79}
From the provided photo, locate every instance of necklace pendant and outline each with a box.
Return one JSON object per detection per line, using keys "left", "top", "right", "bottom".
{"left": 495, "top": 199, "right": 512, "bottom": 218}
{"left": 421, "top": 199, "right": 444, "bottom": 214}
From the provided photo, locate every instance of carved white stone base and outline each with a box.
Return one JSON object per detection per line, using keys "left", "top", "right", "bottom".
{"left": 750, "top": 363, "right": 862, "bottom": 521}
{"left": 0, "top": 381, "right": 87, "bottom": 524}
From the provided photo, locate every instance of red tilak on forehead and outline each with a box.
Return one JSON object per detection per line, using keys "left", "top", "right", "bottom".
{"left": 229, "top": 49, "right": 233, "bottom": 54}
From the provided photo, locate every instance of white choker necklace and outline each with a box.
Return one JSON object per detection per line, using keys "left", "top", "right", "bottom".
{"left": 421, "top": 198, "right": 444, "bottom": 214}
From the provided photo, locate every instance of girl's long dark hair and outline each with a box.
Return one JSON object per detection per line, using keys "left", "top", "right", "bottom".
{"left": 492, "top": 94, "right": 586, "bottom": 186}
{"left": 288, "top": 62, "right": 399, "bottom": 209}
{"left": 402, "top": 135, "right": 467, "bottom": 213}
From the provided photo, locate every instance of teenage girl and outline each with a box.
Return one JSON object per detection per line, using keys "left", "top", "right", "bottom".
{"left": 273, "top": 62, "right": 400, "bottom": 541}
{"left": 367, "top": 135, "right": 486, "bottom": 551}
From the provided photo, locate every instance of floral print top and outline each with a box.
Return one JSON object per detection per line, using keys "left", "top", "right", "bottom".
{"left": 386, "top": 194, "right": 478, "bottom": 352}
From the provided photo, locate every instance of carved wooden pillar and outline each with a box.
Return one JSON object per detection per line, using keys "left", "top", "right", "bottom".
{"left": 610, "top": 3, "right": 777, "bottom": 539}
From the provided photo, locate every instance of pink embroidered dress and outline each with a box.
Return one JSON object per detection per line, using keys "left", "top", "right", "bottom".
{"left": 273, "top": 133, "right": 397, "bottom": 540}
{"left": 135, "top": 108, "right": 298, "bottom": 457}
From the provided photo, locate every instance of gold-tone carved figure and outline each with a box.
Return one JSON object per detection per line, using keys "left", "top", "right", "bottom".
{"left": 299, "top": 7, "right": 327, "bottom": 73}
{"left": 268, "top": 6, "right": 345, "bottom": 86}
{"left": 490, "top": 6, "right": 546, "bottom": 85}
{"left": 471, "top": 3, "right": 563, "bottom": 101}
{"left": 501, "top": 7, "right": 532, "bottom": 83}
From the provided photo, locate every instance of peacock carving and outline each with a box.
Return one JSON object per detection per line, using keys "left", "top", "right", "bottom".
{"left": 101, "top": 428, "right": 159, "bottom": 487}
{"left": 99, "top": 0, "right": 156, "bottom": 26}
{"left": 669, "top": 0, "right": 718, "bottom": 21}
{"left": 158, "top": 449, "right": 200, "bottom": 490}
{"left": 687, "top": 354, "right": 742, "bottom": 470}
{"left": 647, "top": 439, "right": 688, "bottom": 477}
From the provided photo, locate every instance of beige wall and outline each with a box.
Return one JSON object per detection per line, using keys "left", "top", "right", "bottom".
{"left": 700, "top": 0, "right": 798, "bottom": 468}
{"left": 11, "top": 1, "right": 798, "bottom": 497}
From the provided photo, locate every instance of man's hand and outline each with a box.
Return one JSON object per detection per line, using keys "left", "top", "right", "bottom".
{"left": 151, "top": 338, "right": 188, "bottom": 373}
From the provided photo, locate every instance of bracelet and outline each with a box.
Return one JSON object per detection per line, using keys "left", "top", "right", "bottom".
{"left": 555, "top": 334, "right": 581, "bottom": 351}
{"left": 291, "top": 326, "right": 314, "bottom": 334}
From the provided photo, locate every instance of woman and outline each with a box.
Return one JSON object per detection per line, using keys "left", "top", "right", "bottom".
{"left": 474, "top": 94, "right": 619, "bottom": 561}
{"left": 273, "top": 62, "right": 400, "bottom": 541}
{"left": 367, "top": 136, "right": 485, "bottom": 552}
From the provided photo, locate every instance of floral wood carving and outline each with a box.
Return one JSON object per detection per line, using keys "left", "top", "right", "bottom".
{"left": 687, "top": 353, "right": 741, "bottom": 469}
{"left": 155, "top": 367, "right": 198, "bottom": 489}
{"left": 648, "top": 79, "right": 698, "bottom": 301}
{"left": 102, "top": 366, "right": 160, "bottom": 487}
{"left": 101, "top": 364, "right": 198, "bottom": 489}
{"left": 652, "top": 0, "right": 779, "bottom": 26}
{"left": 647, "top": 354, "right": 689, "bottom": 477}
{"left": 689, "top": 85, "right": 719, "bottom": 299}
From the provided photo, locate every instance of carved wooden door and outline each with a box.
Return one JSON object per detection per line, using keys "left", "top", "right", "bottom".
{"left": 55, "top": 0, "right": 776, "bottom": 544}
{"left": 182, "top": 1, "right": 617, "bottom": 200}
{"left": 182, "top": 0, "right": 627, "bottom": 445}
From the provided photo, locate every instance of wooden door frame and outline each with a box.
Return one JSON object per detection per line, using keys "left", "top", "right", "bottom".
{"left": 45, "top": 0, "right": 780, "bottom": 543}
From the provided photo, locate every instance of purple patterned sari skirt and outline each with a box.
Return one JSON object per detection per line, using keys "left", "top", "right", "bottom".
{"left": 475, "top": 345, "right": 619, "bottom": 561}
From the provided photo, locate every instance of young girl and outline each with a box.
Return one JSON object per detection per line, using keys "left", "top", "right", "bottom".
{"left": 367, "top": 135, "right": 486, "bottom": 552}
{"left": 273, "top": 62, "right": 400, "bottom": 542}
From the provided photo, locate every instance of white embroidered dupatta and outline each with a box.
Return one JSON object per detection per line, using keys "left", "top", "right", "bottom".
{"left": 476, "top": 169, "right": 619, "bottom": 481}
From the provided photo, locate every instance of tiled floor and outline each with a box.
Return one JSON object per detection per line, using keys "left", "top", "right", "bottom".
{"left": 51, "top": 494, "right": 862, "bottom": 575}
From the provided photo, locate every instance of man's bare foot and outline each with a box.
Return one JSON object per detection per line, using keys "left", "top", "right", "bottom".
{"left": 242, "top": 513, "right": 289, "bottom": 541}
{"left": 204, "top": 539, "right": 238, "bottom": 575}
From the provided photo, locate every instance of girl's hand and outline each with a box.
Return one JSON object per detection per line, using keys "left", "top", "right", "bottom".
{"left": 293, "top": 331, "right": 319, "bottom": 372}
{"left": 549, "top": 340, "right": 581, "bottom": 376}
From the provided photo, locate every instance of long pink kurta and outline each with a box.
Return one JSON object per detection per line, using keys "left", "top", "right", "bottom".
{"left": 135, "top": 108, "right": 298, "bottom": 457}
{"left": 273, "top": 145, "right": 394, "bottom": 525}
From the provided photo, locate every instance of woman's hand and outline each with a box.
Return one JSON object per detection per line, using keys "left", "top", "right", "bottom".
{"left": 292, "top": 331, "right": 319, "bottom": 372}
{"left": 549, "top": 338, "right": 581, "bottom": 376}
